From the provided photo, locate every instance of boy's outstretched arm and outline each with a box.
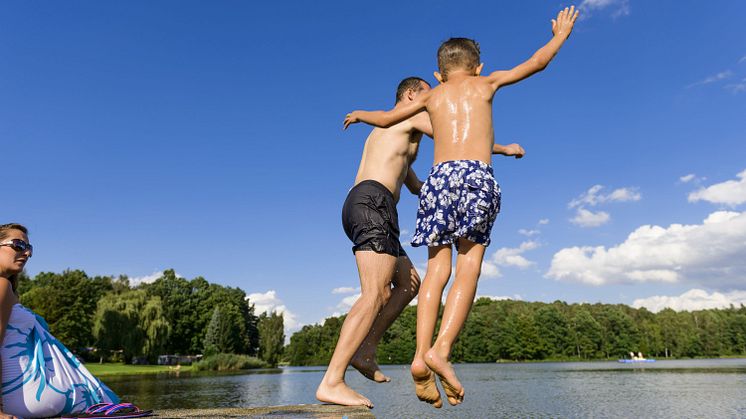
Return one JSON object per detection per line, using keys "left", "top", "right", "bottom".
{"left": 493, "top": 143, "right": 525, "bottom": 159}
{"left": 344, "top": 90, "right": 432, "bottom": 130}
{"left": 487, "top": 6, "right": 579, "bottom": 90}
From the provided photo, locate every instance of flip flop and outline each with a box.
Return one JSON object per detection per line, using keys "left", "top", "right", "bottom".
{"left": 62, "top": 403, "right": 154, "bottom": 418}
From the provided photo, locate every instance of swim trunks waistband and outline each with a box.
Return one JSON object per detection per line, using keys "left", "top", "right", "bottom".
{"left": 352, "top": 179, "right": 395, "bottom": 198}
{"left": 430, "top": 159, "right": 493, "bottom": 174}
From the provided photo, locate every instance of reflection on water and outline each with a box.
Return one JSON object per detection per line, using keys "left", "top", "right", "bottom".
{"left": 102, "top": 359, "right": 746, "bottom": 418}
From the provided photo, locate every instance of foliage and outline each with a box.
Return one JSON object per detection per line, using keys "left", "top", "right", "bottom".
{"left": 257, "top": 311, "right": 285, "bottom": 367}
{"left": 19, "top": 269, "right": 260, "bottom": 362}
{"left": 286, "top": 299, "right": 746, "bottom": 365}
{"left": 203, "top": 305, "right": 249, "bottom": 355}
{"left": 145, "top": 270, "right": 259, "bottom": 355}
{"left": 192, "top": 353, "right": 266, "bottom": 371}
{"left": 92, "top": 289, "right": 170, "bottom": 363}
{"left": 21, "top": 270, "right": 113, "bottom": 350}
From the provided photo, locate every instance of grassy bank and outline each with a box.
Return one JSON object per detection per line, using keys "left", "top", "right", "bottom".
{"left": 85, "top": 363, "right": 194, "bottom": 377}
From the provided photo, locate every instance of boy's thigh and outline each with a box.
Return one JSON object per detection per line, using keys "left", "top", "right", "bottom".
{"left": 354, "top": 250, "right": 398, "bottom": 287}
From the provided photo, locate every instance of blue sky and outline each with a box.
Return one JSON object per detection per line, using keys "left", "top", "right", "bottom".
{"left": 2, "top": 0, "right": 745, "bottom": 334}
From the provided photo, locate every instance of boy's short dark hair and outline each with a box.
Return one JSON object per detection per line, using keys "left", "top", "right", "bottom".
{"left": 395, "top": 77, "right": 429, "bottom": 104}
{"left": 437, "top": 38, "right": 481, "bottom": 78}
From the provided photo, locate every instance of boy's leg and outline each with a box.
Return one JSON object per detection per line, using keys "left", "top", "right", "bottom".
{"left": 316, "top": 250, "right": 397, "bottom": 408}
{"left": 411, "top": 245, "right": 452, "bottom": 408}
{"left": 352, "top": 255, "right": 420, "bottom": 382}
{"left": 425, "top": 238, "right": 485, "bottom": 406}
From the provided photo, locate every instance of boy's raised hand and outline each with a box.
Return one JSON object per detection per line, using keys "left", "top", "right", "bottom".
{"left": 551, "top": 6, "right": 579, "bottom": 40}
{"left": 344, "top": 111, "right": 361, "bottom": 130}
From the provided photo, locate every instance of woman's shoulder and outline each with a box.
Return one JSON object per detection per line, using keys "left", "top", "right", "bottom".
{"left": 0, "top": 277, "right": 19, "bottom": 306}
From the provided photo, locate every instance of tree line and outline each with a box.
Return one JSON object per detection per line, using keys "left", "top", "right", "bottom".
{"left": 286, "top": 298, "right": 746, "bottom": 365}
{"left": 16, "top": 270, "right": 746, "bottom": 368}
{"left": 16, "top": 269, "right": 285, "bottom": 367}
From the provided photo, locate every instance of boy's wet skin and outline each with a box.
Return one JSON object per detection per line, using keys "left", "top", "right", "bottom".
{"left": 345, "top": 6, "right": 578, "bottom": 407}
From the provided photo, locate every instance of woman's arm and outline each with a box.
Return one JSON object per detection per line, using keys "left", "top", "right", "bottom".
{"left": 0, "top": 278, "right": 18, "bottom": 418}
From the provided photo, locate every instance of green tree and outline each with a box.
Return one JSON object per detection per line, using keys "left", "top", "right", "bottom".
{"left": 21, "top": 270, "right": 113, "bottom": 350}
{"left": 257, "top": 311, "right": 285, "bottom": 367}
{"left": 92, "top": 289, "right": 170, "bottom": 363}
{"left": 535, "top": 304, "right": 572, "bottom": 358}
{"left": 571, "top": 307, "right": 602, "bottom": 359}
{"left": 145, "top": 270, "right": 258, "bottom": 355}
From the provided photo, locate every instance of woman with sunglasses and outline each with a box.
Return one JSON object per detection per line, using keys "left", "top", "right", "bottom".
{"left": 0, "top": 223, "right": 123, "bottom": 418}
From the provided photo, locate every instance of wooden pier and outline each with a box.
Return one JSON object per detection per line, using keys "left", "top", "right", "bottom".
{"left": 156, "top": 404, "right": 375, "bottom": 418}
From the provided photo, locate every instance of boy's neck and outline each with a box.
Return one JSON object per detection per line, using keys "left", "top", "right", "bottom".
{"left": 444, "top": 69, "right": 477, "bottom": 82}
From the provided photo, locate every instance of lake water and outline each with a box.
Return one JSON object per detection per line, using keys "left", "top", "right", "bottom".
{"left": 103, "top": 359, "right": 746, "bottom": 418}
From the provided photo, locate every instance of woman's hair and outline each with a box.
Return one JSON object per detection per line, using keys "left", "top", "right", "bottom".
{"left": 0, "top": 223, "right": 29, "bottom": 293}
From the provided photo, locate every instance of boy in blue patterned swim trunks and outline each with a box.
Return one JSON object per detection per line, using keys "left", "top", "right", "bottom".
{"left": 412, "top": 159, "right": 501, "bottom": 249}
{"left": 344, "top": 6, "right": 578, "bottom": 408}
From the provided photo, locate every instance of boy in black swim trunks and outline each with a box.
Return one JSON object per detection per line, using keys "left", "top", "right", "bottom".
{"left": 316, "top": 77, "right": 433, "bottom": 408}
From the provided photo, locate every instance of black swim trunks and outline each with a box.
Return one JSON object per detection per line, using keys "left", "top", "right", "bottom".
{"left": 342, "top": 180, "right": 406, "bottom": 257}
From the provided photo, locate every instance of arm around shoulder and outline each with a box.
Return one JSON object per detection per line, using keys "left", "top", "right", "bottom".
{"left": 344, "top": 90, "right": 432, "bottom": 130}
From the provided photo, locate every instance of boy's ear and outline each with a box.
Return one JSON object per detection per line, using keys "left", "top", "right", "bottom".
{"left": 475, "top": 63, "right": 484, "bottom": 76}
{"left": 434, "top": 71, "right": 445, "bottom": 84}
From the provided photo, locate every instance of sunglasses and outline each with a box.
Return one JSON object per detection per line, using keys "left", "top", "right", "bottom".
{"left": 0, "top": 239, "right": 33, "bottom": 257}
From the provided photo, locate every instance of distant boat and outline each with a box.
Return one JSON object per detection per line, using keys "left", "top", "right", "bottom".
{"left": 619, "top": 351, "right": 655, "bottom": 363}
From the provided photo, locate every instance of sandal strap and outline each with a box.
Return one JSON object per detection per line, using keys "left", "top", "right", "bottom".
{"left": 86, "top": 403, "right": 115, "bottom": 414}
{"left": 105, "top": 403, "right": 136, "bottom": 415}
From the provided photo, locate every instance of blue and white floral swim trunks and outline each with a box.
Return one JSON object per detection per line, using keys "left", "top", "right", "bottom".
{"left": 411, "top": 160, "right": 501, "bottom": 248}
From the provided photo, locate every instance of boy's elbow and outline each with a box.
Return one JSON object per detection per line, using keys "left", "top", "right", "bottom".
{"left": 530, "top": 55, "right": 550, "bottom": 72}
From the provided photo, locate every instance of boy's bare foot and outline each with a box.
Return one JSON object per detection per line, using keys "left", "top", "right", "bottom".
{"left": 424, "top": 348, "right": 464, "bottom": 405}
{"left": 351, "top": 351, "right": 390, "bottom": 383}
{"left": 410, "top": 358, "right": 443, "bottom": 408}
{"left": 316, "top": 380, "right": 374, "bottom": 408}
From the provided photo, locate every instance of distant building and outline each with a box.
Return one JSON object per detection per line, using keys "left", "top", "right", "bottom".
{"left": 157, "top": 355, "right": 200, "bottom": 365}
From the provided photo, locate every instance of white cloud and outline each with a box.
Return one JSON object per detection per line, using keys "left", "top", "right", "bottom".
{"left": 518, "top": 229, "right": 540, "bottom": 237}
{"left": 633, "top": 289, "right": 746, "bottom": 313}
{"left": 569, "top": 185, "right": 641, "bottom": 208}
{"left": 129, "top": 270, "right": 181, "bottom": 287}
{"left": 568, "top": 185, "right": 639, "bottom": 228}
{"left": 679, "top": 174, "right": 697, "bottom": 183}
{"left": 482, "top": 241, "right": 539, "bottom": 278}
{"left": 687, "top": 70, "right": 733, "bottom": 88}
{"left": 332, "top": 286, "right": 358, "bottom": 294}
{"left": 725, "top": 79, "right": 746, "bottom": 94}
{"left": 688, "top": 169, "right": 746, "bottom": 207}
{"left": 246, "top": 290, "right": 300, "bottom": 332}
{"left": 481, "top": 261, "right": 502, "bottom": 278}
{"left": 571, "top": 208, "right": 610, "bottom": 228}
{"left": 331, "top": 292, "right": 361, "bottom": 317}
{"left": 547, "top": 211, "right": 746, "bottom": 288}
{"left": 579, "top": 0, "right": 630, "bottom": 18}
{"left": 539, "top": 219, "right": 550, "bottom": 225}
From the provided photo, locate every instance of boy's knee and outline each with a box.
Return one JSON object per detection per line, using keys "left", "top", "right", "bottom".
{"left": 359, "top": 287, "right": 389, "bottom": 310}
{"left": 429, "top": 266, "right": 452, "bottom": 285}
{"left": 381, "top": 285, "right": 392, "bottom": 305}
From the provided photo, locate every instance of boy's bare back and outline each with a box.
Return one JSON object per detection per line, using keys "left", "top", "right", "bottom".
{"left": 424, "top": 74, "right": 497, "bottom": 164}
